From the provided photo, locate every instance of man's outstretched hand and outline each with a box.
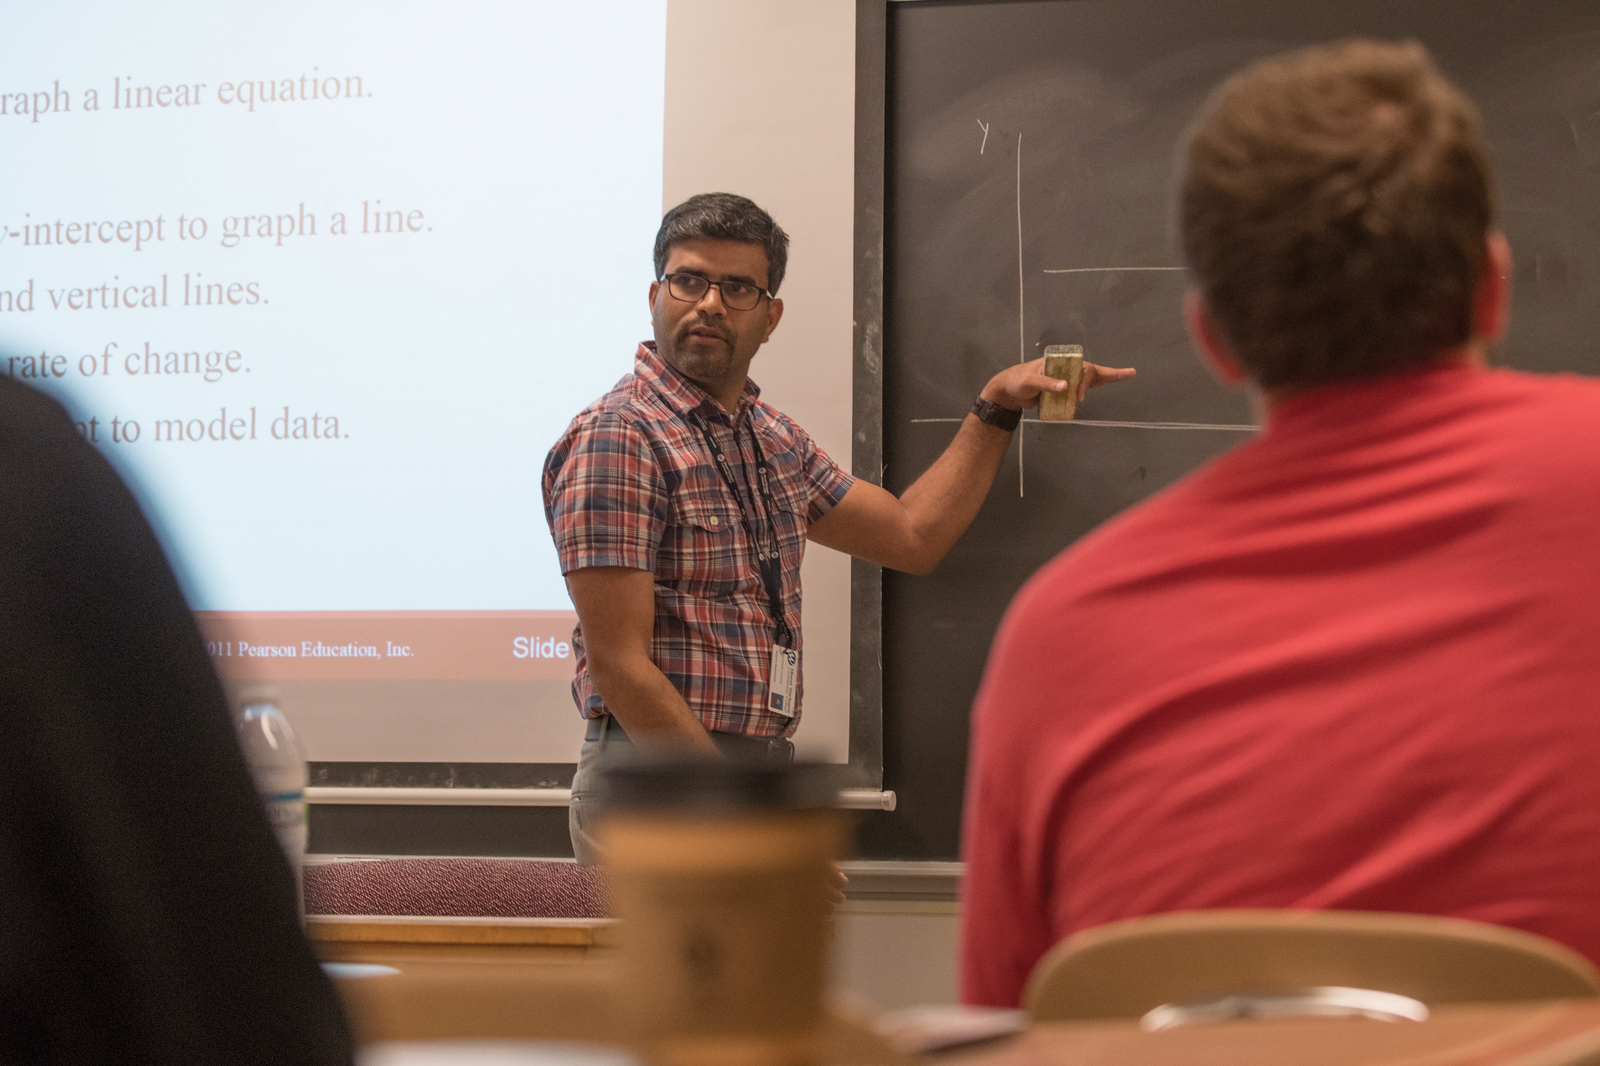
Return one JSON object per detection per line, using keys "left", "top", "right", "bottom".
{"left": 981, "top": 356, "right": 1137, "bottom": 410}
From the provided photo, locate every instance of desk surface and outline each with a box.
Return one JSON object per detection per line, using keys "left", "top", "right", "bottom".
{"left": 309, "top": 914, "right": 614, "bottom": 967}
{"left": 315, "top": 917, "right": 1600, "bottom": 1063}
{"left": 939, "top": 999, "right": 1600, "bottom": 1066}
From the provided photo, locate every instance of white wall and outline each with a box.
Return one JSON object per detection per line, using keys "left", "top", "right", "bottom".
{"left": 664, "top": 0, "right": 858, "bottom": 760}
{"left": 832, "top": 903, "right": 962, "bottom": 1008}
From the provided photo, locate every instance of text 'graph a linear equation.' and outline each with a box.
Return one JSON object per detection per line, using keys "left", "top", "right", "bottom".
{"left": 0, "top": 2, "right": 672, "bottom": 772}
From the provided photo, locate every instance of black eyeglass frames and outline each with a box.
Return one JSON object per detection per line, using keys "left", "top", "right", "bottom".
{"left": 658, "top": 272, "right": 772, "bottom": 311}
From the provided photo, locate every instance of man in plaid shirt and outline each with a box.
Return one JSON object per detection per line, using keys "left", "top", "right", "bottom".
{"left": 544, "top": 193, "right": 1133, "bottom": 861}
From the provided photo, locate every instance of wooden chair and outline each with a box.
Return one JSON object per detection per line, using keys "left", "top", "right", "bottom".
{"left": 1024, "top": 910, "right": 1600, "bottom": 1023}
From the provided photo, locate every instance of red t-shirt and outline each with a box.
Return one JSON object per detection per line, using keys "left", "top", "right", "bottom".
{"left": 960, "top": 363, "right": 1600, "bottom": 1007}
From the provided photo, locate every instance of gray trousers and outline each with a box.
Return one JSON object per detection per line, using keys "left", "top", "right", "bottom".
{"left": 567, "top": 726, "right": 620, "bottom": 866}
{"left": 567, "top": 717, "right": 796, "bottom": 864}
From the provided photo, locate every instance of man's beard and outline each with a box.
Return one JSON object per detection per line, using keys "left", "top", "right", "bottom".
{"left": 665, "top": 316, "right": 738, "bottom": 383}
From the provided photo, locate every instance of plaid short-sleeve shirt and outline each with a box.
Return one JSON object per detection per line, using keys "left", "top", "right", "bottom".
{"left": 542, "top": 343, "right": 854, "bottom": 738}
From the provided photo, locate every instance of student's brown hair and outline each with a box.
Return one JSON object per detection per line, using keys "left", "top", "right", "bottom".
{"left": 1180, "top": 40, "right": 1494, "bottom": 390}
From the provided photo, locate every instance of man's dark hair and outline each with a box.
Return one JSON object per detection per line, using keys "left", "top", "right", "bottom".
{"left": 653, "top": 193, "right": 791, "bottom": 295}
{"left": 1180, "top": 40, "right": 1495, "bottom": 390}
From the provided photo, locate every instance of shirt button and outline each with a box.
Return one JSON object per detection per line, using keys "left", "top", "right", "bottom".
{"left": 709, "top": 516, "right": 719, "bottom": 526}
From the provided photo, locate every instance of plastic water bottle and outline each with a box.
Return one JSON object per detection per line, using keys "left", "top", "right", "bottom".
{"left": 236, "top": 701, "right": 308, "bottom": 919}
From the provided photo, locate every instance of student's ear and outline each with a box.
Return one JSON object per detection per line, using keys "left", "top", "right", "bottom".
{"left": 1184, "top": 288, "right": 1247, "bottom": 385}
{"left": 1473, "top": 231, "right": 1513, "bottom": 343}
{"left": 648, "top": 279, "right": 662, "bottom": 314}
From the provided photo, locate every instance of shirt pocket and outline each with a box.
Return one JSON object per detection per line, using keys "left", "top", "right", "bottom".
{"left": 658, "top": 492, "right": 742, "bottom": 597}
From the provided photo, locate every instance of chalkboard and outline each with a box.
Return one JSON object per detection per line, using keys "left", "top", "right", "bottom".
{"left": 864, "top": 0, "right": 1600, "bottom": 859}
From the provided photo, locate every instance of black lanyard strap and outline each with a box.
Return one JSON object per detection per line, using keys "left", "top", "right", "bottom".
{"left": 693, "top": 413, "right": 792, "bottom": 647}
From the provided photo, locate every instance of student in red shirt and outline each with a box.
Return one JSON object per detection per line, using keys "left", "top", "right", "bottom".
{"left": 961, "top": 39, "right": 1600, "bottom": 1008}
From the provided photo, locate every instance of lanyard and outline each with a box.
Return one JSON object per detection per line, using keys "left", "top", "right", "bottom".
{"left": 693, "top": 413, "right": 793, "bottom": 648}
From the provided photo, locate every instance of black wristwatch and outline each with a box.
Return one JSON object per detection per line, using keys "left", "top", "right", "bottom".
{"left": 970, "top": 395, "right": 1022, "bottom": 432}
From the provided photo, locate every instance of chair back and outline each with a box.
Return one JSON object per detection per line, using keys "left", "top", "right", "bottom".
{"left": 1025, "top": 910, "right": 1600, "bottom": 1022}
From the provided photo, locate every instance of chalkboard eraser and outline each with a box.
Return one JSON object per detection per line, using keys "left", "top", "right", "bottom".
{"left": 1040, "top": 344, "right": 1085, "bottom": 421}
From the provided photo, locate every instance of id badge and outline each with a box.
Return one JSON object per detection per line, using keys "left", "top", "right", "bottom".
{"left": 767, "top": 643, "right": 798, "bottom": 717}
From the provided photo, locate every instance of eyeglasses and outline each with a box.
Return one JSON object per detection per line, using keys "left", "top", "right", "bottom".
{"left": 659, "top": 272, "right": 772, "bottom": 312}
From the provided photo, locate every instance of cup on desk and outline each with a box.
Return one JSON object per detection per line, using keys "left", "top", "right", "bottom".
{"left": 598, "top": 758, "right": 844, "bottom": 1066}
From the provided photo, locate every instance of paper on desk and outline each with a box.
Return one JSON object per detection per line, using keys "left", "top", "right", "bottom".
{"left": 875, "top": 1005, "right": 1029, "bottom": 1054}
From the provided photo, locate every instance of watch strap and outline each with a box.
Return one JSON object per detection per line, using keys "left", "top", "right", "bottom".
{"left": 970, "top": 396, "right": 1022, "bottom": 431}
